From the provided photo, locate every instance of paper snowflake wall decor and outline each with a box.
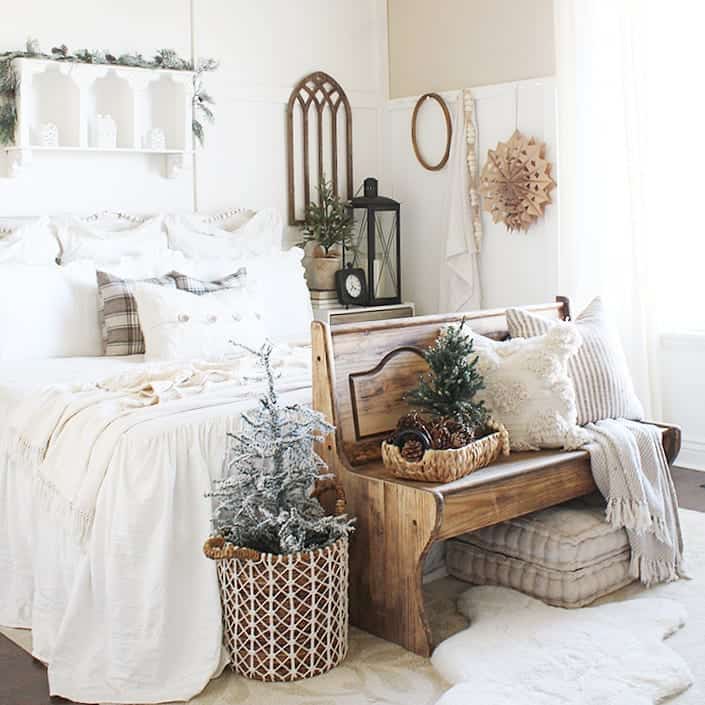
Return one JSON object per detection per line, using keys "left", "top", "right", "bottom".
{"left": 479, "top": 130, "right": 556, "bottom": 232}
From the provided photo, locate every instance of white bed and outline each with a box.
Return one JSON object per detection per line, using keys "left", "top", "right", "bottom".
{"left": 0, "top": 353, "right": 312, "bottom": 703}
{"left": 0, "top": 209, "right": 317, "bottom": 703}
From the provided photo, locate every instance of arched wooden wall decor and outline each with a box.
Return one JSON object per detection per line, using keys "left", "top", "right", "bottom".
{"left": 411, "top": 93, "right": 452, "bottom": 171}
{"left": 286, "top": 71, "right": 353, "bottom": 226}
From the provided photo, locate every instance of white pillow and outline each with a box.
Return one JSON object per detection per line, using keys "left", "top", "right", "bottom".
{"left": 0, "top": 261, "right": 103, "bottom": 360}
{"left": 0, "top": 217, "right": 60, "bottom": 265}
{"left": 56, "top": 215, "right": 168, "bottom": 265}
{"left": 100, "top": 251, "right": 191, "bottom": 280}
{"left": 165, "top": 247, "right": 313, "bottom": 344}
{"left": 133, "top": 283, "right": 267, "bottom": 361}
{"left": 245, "top": 248, "right": 313, "bottom": 344}
{"left": 463, "top": 323, "right": 590, "bottom": 451}
{"left": 165, "top": 208, "right": 283, "bottom": 260}
{"left": 506, "top": 298, "right": 644, "bottom": 425}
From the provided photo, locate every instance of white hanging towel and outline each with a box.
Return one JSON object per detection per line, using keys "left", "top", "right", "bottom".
{"left": 439, "top": 89, "right": 483, "bottom": 312}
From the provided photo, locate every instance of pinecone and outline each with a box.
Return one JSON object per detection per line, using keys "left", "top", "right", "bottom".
{"left": 430, "top": 424, "right": 452, "bottom": 450}
{"left": 450, "top": 427, "right": 475, "bottom": 449}
{"left": 396, "top": 411, "right": 430, "bottom": 434}
{"left": 443, "top": 418, "right": 465, "bottom": 435}
{"left": 400, "top": 439, "right": 426, "bottom": 462}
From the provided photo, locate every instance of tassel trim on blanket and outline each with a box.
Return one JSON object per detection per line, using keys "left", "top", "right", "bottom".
{"left": 629, "top": 552, "right": 682, "bottom": 588}
{"left": 606, "top": 497, "right": 672, "bottom": 545}
{"left": 34, "top": 472, "right": 94, "bottom": 544}
{"left": 606, "top": 496, "right": 653, "bottom": 534}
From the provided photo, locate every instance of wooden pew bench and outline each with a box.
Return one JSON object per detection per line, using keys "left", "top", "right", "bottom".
{"left": 311, "top": 298, "right": 681, "bottom": 657}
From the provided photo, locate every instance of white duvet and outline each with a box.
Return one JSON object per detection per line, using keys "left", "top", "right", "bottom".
{"left": 0, "top": 351, "right": 312, "bottom": 703}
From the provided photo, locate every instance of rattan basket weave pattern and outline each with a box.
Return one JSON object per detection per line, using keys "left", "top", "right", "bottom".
{"left": 382, "top": 420, "right": 510, "bottom": 483}
{"left": 203, "top": 484, "right": 349, "bottom": 682}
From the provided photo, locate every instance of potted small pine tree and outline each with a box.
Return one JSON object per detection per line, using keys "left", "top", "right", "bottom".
{"left": 300, "top": 176, "right": 353, "bottom": 291}
{"left": 382, "top": 322, "right": 509, "bottom": 482}
{"left": 204, "top": 343, "right": 354, "bottom": 682}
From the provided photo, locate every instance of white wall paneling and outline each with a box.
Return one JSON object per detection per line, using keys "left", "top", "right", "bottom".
{"left": 0, "top": 0, "right": 386, "bottom": 223}
{"left": 382, "top": 77, "right": 558, "bottom": 315}
{"left": 660, "top": 333, "right": 705, "bottom": 471}
{"left": 192, "top": 0, "right": 385, "bottom": 244}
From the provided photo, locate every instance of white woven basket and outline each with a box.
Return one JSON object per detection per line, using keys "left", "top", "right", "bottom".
{"left": 204, "top": 535, "right": 349, "bottom": 681}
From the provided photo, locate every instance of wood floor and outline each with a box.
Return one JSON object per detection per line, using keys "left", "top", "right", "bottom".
{"left": 1, "top": 466, "right": 703, "bottom": 705}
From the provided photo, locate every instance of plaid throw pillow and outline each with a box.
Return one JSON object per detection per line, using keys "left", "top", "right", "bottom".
{"left": 168, "top": 267, "right": 247, "bottom": 295}
{"left": 97, "top": 271, "right": 176, "bottom": 356}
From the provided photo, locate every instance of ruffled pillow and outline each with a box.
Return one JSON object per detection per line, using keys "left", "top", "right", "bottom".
{"left": 57, "top": 215, "right": 168, "bottom": 265}
{"left": 165, "top": 208, "right": 283, "bottom": 260}
{"left": 0, "top": 217, "right": 60, "bottom": 265}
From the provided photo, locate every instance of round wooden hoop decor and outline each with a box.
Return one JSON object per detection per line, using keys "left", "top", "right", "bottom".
{"left": 411, "top": 93, "right": 452, "bottom": 171}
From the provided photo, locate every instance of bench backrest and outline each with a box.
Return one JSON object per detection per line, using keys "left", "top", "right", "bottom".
{"left": 317, "top": 298, "right": 569, "bottom": 466}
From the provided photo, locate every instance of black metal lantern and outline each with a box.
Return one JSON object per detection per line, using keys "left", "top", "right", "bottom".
{"left": 346, "top": 178, "right": 401, "bottom": 306}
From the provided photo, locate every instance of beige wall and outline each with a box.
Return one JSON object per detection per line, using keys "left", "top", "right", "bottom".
{"left": 387, "top": 0, "right": 555, "bottom": 98}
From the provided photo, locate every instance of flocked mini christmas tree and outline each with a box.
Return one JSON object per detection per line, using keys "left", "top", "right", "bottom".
{"left": 403, "top": 321, "right": 488, "bottom": 452}
{"left": 208, "top": 343, "right": 354, "bottom": 555}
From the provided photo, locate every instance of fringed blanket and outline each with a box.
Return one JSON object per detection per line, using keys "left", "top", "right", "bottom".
{"left": 4, "top": 347, "right": 311, "bottom": 543}
{"left": 585, "top": 418, "right": 687, "bottom": 586}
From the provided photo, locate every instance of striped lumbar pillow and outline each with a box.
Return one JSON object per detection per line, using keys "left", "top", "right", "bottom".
{"left": 506, "top": 298, "right": 644, "bottom": 425}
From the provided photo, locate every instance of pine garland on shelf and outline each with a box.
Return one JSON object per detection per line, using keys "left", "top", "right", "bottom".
{"left": 0, "top": 38, "right": 217, "bottom": 147}
{"left": 404, "top": 320, "right": 488, "bottom": 432}
{"left": 208, "top": 343, "right": 354, "bottom": 555}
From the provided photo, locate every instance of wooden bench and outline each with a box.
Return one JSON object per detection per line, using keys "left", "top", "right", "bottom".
{"left": 311, "top": 298, "right": 681, "bottom": 657}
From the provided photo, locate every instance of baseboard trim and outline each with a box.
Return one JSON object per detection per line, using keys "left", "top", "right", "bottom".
{"left": 676, "top": 438, "right": 705, "bottom": 472}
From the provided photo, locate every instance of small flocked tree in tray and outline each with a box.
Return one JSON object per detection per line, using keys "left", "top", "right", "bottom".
{"left": 383, "top": 322, "right": 509, "bottom": 482}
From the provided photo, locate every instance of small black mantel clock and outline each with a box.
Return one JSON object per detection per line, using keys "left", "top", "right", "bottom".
{"left": 335, "top": 263, "right": 368, "bottom": 306}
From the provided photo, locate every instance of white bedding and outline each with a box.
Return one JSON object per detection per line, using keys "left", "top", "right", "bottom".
{"left": 0, "top": 353, "right": 312, "bottom": 703}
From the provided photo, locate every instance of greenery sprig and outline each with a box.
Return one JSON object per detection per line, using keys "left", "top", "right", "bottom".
{"left": 405, "top": 320, "right": 488, "bottom": 431}
{"left": 300, "top": 176, "right": 354, "bottom": 256}
{"left": 0, "top": 38, "right": 217, "bottom": 147}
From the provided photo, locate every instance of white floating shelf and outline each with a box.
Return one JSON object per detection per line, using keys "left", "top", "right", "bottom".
{"left": 6, "top": 57, "right": 195, "bottom": 179}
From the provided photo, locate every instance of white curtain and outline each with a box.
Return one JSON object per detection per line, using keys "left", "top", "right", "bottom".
{"left": 555, "top": 0, "right": 705, "bottom": 417}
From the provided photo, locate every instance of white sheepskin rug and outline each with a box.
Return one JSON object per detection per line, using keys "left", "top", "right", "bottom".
{"left": 432, "top": 586, "right": 692, "bottom": 705}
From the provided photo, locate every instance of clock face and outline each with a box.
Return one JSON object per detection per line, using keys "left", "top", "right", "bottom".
{"left": 345, "top": 274, "right": 362, "bottom": 298}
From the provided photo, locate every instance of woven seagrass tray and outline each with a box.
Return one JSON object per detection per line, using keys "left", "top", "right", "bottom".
{"left": 382, "top": 420, "right": 510, "bottom": 483}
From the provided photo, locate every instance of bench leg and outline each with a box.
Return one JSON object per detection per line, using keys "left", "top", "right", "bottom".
{"left": 346, "top": 475, "right": 441, "bottom": 657}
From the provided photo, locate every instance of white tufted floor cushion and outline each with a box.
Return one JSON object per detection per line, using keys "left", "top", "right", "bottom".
{"left": 446, "top": 497, "right": 634, "bottom": 608}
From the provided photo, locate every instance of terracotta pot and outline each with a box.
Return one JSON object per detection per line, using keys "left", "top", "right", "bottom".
{"left": 305, "top": 255, "right": 341, "bottom": 291}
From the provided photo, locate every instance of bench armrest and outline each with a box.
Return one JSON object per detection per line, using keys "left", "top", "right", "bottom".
{"left": 642, "top": 421, "right": 681, "bottom": 465}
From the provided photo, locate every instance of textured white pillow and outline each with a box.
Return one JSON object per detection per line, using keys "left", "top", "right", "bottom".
{"left": 165, "top": 208, "right": 283, "bottom": 260}
{"left": 56, "top": 215, "right": 168, "bottom": 265}
{"left": 172, "top": 248, "right": 313, "bottom": 343}
{"left": 506, "top": 298, "right": 644, "bottom": 424}
{"left": 133, "top": 283, "right": 266, "bottom": 361}
{"left": 0, "top": 217, "right": 60, "bottom": 265}
{"left": 0, "top": 261, "right": 103, "bottom": 360}
{"left": 461, "top": 323, "right": 590, "bottom": 451}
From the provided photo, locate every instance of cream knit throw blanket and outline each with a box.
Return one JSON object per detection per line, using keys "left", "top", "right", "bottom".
{"left": 5, "top": 349, "right": 311, "bottom": 542}
{"left": 585, "top": 418, "right": 687, "bottom": 586}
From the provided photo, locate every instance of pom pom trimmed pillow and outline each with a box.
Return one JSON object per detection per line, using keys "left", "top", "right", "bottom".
{"left": 458, "top": 323, "right": 589, "bottom": 451}
{"left": 132, "top": 283, "right": 266, "bottom": 361}
{"left": 506, "top": 298, "right": 644, "bottom": 425}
